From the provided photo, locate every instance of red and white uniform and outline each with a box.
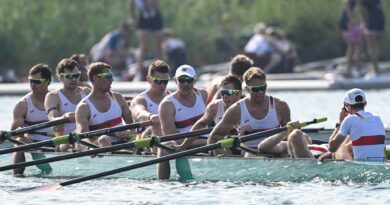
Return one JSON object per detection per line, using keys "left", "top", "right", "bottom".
{"left": 339, "top": 111, "right": 386, "bottom": 161}
{"left": 168, "top": 91, "right": 205, "bottom": 133}
{"left": 57, "top": 88, "right": 86, "bottom": 134}
{"left": 83, "top": 92, "right": 123, "bottom": 142}
{"left": 23, "top": 93, "right": 52, "bottom": 141}
{"left": 240, "top": 96, "right": 280, "bottom": 148}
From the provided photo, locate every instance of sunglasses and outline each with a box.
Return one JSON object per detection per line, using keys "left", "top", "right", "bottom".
{"left": 149, "top": 75, "right": 169, "bottom": 84}
{"left": 177, "top": 76, "right": 195, "bottom": 84}
{"left": 28, "top": 77, "right": 48, "bottom": 84}
{"left": 60, "top": 72, "right": 81, "bottom": 79}
{"left": 246, "top": 84, "right": 267, "bottom": 92}
{"left": 220, "top": 89, "right": 241, "bottom": 97}
{"left": 97, "top": 72, "right": 113, "bottom": 79}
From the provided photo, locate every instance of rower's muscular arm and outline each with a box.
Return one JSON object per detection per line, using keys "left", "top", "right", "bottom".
{"left": 208, "top": 103, "right": 240, "bottom": 144}
{"left": 11, "top": 99, "right": 27, "bottom": 131}
{"left": 258, "top": 99, "right": 291, "bottom": 154}
{"left": 130, "top": 95, "right": 150, "bottom": 122}
{"left": 159, "top": 99, "right": 177, "bottom": 136}
{"left": 75, "top": 102, "right": 91, "bottom": 134}
{"left": 114, "top": 92, "right": 133, "bottom": 124}
{"left": 45, "top": 92, "right": 62, "bottom": 121}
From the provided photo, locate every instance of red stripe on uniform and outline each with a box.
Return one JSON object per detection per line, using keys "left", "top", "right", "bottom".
{"left": 352, "top": 135, "right": 385, "bottom": 146}
{"left": 308, "top": 145, "right": 328, "bottom": 153}
{"left": 89, "top": 117, "right": 122, "bottom": 131}
{"left": 175, "top": 114, "right": 203, "bottom": 129}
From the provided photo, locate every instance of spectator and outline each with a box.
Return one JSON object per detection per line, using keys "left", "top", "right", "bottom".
{"left": 359, "top": 0, "right": 385, "bottom": 79}
{"left": 130, "top": 0, "right": 164, "bottom": 81}
{"left": 338, "top": 0, "right": 364, "bottom": 78}
{"left": 243, "top": 22, "right": 281, "bottom": 73}
{"left": 161, "top": 28, "right": 187, "bottom": 76}
{"left": 90, "top": 22, "right": 136, "bottom": 72}
{"left": 266, "top": 28, "right": 297, "bottom": 73}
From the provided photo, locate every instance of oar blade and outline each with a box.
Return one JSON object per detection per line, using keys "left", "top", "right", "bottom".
{"left": 14, "top": 183, "right": 62, "bottom": 192}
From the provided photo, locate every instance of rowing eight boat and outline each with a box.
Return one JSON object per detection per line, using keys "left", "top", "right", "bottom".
{"left": 1, "top": 151, "right": 389, "bottom": 184}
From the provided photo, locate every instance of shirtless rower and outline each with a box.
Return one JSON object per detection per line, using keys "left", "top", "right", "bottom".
{"left": 208, "top": 67, "right": 311, "bottom": 158}
{"left": 319, "top": 88, "right": 386, "bottom": 162}
{"left": 157, "top": 64, "right": 208, "bottom": 179}
{"left": 130, "top": 60, "right": 170, "bottom": 137}
{"left": 45, "top": 58, "right": 91, "bottom": 151}
{"left": 207, "top": 54, "right": 252, "bottom": 102}
{"left": 176, "top": 75, "right": 242, "bottom": 151}
{"left": 75, "top": 62, "right": 133, "bottom": 147}
{"left": 11, "top": 64, "right": 53, "bottom": 175}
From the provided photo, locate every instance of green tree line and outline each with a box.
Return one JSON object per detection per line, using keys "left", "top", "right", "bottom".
{"left": 0, "top": 0, "right": 388, "bottom": 76}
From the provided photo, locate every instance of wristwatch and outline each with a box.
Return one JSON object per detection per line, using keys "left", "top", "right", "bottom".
{"left": 335, "top": 123, "right": 341, "bottom": 128}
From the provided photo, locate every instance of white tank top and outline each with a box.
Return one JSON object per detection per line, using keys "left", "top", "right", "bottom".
{"left": 339, "top": 111, "right": 386, "bottom": 161}
{"left": 84, "top": 92, "right": 123, "bottom": 143}
{"left": 139, "top": 91, "right": 159, "bottom": 114}
{"left": 57, "top": 88, "right": 86, "bottom": 134}
{"left": 239, "top": 96, "right": 280, "bottom": 148}
{"left": 24, "top": 93, "right": 52, "bottom": 141}
{"left": 168, "top": 91, "right": 205, "bottom": 133}
{"left": 213, "top": 99, "right": 225, "bottom": 125}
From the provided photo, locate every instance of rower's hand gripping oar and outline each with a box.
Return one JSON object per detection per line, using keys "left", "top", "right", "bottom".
{"left": 0, "top": 120, "right": 152, "bottom": 155}
{"left": 0, "top": 117, "right": 70, "bottom": 143}
{"left": 0, "top": 128, "right": 213, "bottom": 172}
{"left": 14, "top": 118, "right": 326, "bottom": 192}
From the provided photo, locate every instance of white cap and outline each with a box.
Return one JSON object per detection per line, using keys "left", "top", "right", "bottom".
{"left": 344, "top": 88, "right": 366, "bottom": 105}
{"left": 175, "top": 65, "right": 196, "bottom": 78}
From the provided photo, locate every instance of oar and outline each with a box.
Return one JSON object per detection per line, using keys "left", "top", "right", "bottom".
{"left": 0, "top": 127, "right": 213, "bottom": 172}
{"left": 0, "top": 117, "right": 70, "bottom": 143}
{"left": 0, "top": 121, "right": 152, "bottom": 155}
{"left": 26, "top": 131, "right": 100, "bottom": 149}
{"left": 16, "top": 118, "right": 326, "bottom": 192}
{"left": 2, "top": 118, "right": 70, "bottom": 174}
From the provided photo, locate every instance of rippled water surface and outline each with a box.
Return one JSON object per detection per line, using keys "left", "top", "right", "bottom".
{"left": 1, "top": 90, "right": 390, "bottom": 204}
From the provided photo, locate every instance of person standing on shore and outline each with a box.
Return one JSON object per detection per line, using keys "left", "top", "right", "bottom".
{"left": 359, "top": 0, "right": 385, "bottom": 79}
{"left": 338, "top": 0, "right": 364, "bottom": 78}
{"left": 130, "top": 0, "right": 164, "bottom": 81}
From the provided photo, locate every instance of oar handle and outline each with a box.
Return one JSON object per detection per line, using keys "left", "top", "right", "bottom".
{"left": 287, "top": 117, "right": 328, "bottom": 131}
{"left": 240, "top": 117, "right": 328, "bottom": 143}
{"left": 0, "top": 117, "right": 70, "bottom": 143}
{"left": 52, "top": 120, "right": 153, "bottom": 145}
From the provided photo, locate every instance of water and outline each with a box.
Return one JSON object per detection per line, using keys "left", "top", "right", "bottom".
{"left": 1, "top": 90, "right": 390, "bottom": 204}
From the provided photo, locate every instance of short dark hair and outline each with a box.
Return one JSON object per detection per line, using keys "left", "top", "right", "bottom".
{"left": 88, "top": 62, "right": 112, "bottom": 83}
{"left": 220, "top": 75, "right": 242, "bottom": 90}
{"left": 148, "top": 60, "right": 170, "bottom": 76}
{"left": 70, "top": 54, "right": 89, "bottom": 66}
{"left": 351, "top": 103, "right": 366, "bottom": 110}
{"left": 29, "top": 64, "right": 52, "bottom": 82}
{"left": 56, "top": 58, "right": 80, "bottom": 74}
{"left": 243, "top": 67, "right": 266, "bottom": 84}
{"left": 230, "top": 54, "right": 253, "bottom": 77}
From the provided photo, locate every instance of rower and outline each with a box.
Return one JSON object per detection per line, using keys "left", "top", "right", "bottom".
{"left": 157, "top": 64, "right": 207, "bottom": 179}
{"left": 11, "top": 64, "right": 53, "bottom": 175}
{"left": 70, "top": 53, "right": 91, "bottom": 88}
{"left": 320, "top": 88, "right": 386, "bottom": 162}
{"left": 130, "top": 60, "right": 170, "bottom": 138}
{"left": 208, "top": 67, "right": 312, "bottom": 158}
{"left": 45, "top": 58, "right": 91, "bottom": 151}
{"left": 206, "top": 54, "right": 253, "bottom": 103}
{"left": 76, "top": 62, "right": 133, "bottom": 148}
{"left": 176, "top": 75, "right": 242, "bottom": 151}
